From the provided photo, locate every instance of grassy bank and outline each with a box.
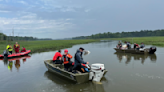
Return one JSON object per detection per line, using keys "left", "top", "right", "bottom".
{"left": 103, "top": 36, "right": 164, "bottom": 47}
{"left": 0, "top": 39, "right": 98, "bottom": 54}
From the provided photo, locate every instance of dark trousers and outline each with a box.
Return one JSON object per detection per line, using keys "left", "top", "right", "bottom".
{"left": 72, "top": 64, "right": 86, "bottom": 73}
{"left": 64, "top": 61, "right": 73, "bottom": 72}
{"left": 53, "top": 60, "right": 63, "bottom": 64}
{"left": 9, "top": 51, "right": 12, "bottom": 54}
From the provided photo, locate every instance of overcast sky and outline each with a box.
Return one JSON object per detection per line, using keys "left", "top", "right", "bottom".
{"left": 0, "top": 0, "right": 164, "bottom": 39}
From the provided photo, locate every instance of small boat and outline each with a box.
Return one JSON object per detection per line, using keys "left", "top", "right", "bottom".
{"left": 44, "top": 60, "right": 108, "bottom": 83}
{"left": 0, "top": 50, "right": 31, "bottom": 59}
{"left": 0, "top": 55, "right": 3, "bottom": 58}
{"left": 114, "top": 47, "right": 156, "bottom": 54}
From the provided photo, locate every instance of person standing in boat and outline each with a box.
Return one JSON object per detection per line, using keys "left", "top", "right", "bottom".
{"left": 14, "top": 42, "right": 20, "bottom": 53}
{"left": 6, "top": 43, "right": 13, "bottom": 54}
{"left": 62, "top": 49, "right": 73, "bottom": 71}
{"left": 140, "top": 43, "right": 145, "bottom": 48}
{"left": 72, "top": 47, "right": 89, "bottom": 73}
{"left": 52, "top": 50, "right": 63, "bottom": 64}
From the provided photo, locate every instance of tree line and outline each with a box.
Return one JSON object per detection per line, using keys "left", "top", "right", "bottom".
{"left": 72, "top": 29, "right": 164, "bottom": 39}
{"left": 0, "top": 33, "right": 52, "bottom": 41}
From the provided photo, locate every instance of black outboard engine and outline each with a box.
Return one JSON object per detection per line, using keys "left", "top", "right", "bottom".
{"left": 3, "top": 50, "right": 8, "bottom": 57}
{"left": 149, "top": 46, "right": 156, "bottom": 54}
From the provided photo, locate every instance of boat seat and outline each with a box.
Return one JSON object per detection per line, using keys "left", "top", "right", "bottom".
{"left": 53, "top": 64, "right": 64, "bottom": 69}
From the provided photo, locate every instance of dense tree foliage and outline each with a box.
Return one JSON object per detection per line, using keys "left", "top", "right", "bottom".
{"left": 72, "top": 29, "right": 164, "bottom": 39}
{"left": 0, "top": 33, "right": 52, "bottom": 41}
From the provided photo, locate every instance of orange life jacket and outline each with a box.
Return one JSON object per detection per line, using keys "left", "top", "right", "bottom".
{"left": 63, "top": 53, "right": 72, "bottom": 64}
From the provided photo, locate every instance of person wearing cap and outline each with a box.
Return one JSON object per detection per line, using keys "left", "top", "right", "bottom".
{"left": 62, "top": 49, "right": 73, "bottom": 71}
{"left": 52, "top": 50, "right": 63, "bottom": 64}
{"left": 72, "top": 47, "right": 89, "bottom": 73}
{"left": 6, "top": 43, "right": 13, "bottom": 54}
{"left": 140, "top": 43, "right": 145, "bottom": 48}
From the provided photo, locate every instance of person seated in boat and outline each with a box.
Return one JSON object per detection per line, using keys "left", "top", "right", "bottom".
{"left": 6, "top": 43, "right": 13, "bottom": 54}
{"left": 126, "top": 42, "right": 131, "bottom": 49}
{"left": 72, "top": 47, "right": 89, "bottom": 73}
{"left": 52, "top": 50, "right": 63, "bottom": 64}
{"left": 62, "top": 49, "right": 73, "bottom": 72}
{"left": 134, "top": 43, "right": 139, "bottom": 50}
{"left": 117, "top": 41, "right": 122, "bottom": 49}
{"left": 140, "top": 43, "right": 145, "bottom": 48}
{"left": 14, "top": 42, "right": 20, "bottom": 53}
{"left": 21, "top": 47, "right": 26, "bottom": 52}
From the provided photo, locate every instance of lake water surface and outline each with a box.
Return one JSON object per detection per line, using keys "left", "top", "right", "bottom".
{"left": 1, "top": 41, "right": 164, "bottom": 92}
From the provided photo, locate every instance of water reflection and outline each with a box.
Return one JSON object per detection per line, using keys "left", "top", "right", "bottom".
{"left": 1, "top": 55, "right": 31, "bottom": 71}
{"left": 44, "top": 71, "right": 106, "bottom": 92}
{"left": 114, "top": 52, "right": 157, "bottom": 64}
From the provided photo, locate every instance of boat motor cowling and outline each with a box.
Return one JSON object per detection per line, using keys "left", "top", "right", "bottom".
{"left": 89, "top": 63, "right": 105, "bottom": 82}
{"left": 149, "top": 46, "right": 156, "bottom": 54}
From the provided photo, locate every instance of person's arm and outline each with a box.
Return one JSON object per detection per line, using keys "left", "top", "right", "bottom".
{"left": 6, "top": 46, "right": 8, "bottom": 50}
{"left": 13, "top": 45, "right": 15, "bottom": 49}
{"left": 59, "top": 54, "right": 63, "bottom": 60}
{"left": 18, "top": 45, "right": 20, "bottom": 49}
{"left": 76, "top": 53, "right": 86, "bottom": 64}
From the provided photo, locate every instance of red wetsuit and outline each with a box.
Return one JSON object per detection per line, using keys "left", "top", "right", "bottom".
{"left": 21, "top": 48, "right": 26, "bottom": 52}
{"left": 14, "top": 44, "right": 20, "bottom": 53}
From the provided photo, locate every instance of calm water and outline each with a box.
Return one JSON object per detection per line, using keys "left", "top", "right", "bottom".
{"left": 1, "top": 41, "right": 164, "bottom": 92}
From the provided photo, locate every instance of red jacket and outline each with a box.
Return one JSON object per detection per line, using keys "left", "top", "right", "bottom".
{"left": 53, "top": 52, "right": 62, "bottom": 61}
{"left": 21, "top": 48, "right": 26, "bottom": 52}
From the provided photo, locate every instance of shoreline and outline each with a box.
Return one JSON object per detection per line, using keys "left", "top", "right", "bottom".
{"left": 102, "top": 36, "right": 164, "bottom": 47}
{"left": 0, "top": 39, "right": 99, "bottom": 54}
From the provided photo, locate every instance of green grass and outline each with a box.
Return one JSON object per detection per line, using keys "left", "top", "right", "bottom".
{"left": 102, "top": 36, "right": 164, "bottom": 46}
{"left": 0, "top": 39, "right": 98, "bottom": 54}
{"left": 1, "top": 36, "right": 164, "bottom": 54}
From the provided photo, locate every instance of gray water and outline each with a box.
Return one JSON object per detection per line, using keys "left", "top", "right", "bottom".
{"left": 0, "top": 41, "right": 164, "bottom": 92}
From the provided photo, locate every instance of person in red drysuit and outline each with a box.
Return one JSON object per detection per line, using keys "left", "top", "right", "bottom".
{"left": 13, "top": 42, "right": 20, "bottom": 53}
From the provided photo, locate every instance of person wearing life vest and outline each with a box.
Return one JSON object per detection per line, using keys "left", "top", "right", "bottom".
{"left": 14, "top": 42, "right": 20, "bottom": 53}
{"left": 6, "top": 44, "right": 13, "bottom": 54}
{"left": 52, "top": 50, "right": 63, "bottom": 64}
{"left": 62, "top": 49, "right": 73, "bottom": 71}
{"left": 72, "top": 47, "right": 89, "bottom": 73}
{"left": 21, "top": 47, "right": 26, "bottom": 52}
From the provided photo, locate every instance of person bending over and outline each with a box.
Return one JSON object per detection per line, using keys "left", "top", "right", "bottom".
{"left": 52, "top": 50, "right": 63, "bottom": 64}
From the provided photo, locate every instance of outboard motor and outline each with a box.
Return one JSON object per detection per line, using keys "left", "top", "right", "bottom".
{"left": 3, "top": 50, "right": 8, "bottom": 57}
{"left": 149, "top": 46, "right": 156, "bottom": 54}
{"left": 89, "top": 63, "right": 106, "bottom": 82}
